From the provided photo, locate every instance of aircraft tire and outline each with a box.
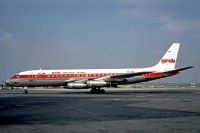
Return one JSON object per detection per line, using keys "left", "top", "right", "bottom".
{"left": 23, "top": 89, "right": 28, "bottom": 94}
{"left": 100, "top": 89, "right": 105, "bottom": 94}
{"left": 90, "top": 88, "right": 105, "bottom": 94}
{"left": 90, "top": 88, "right": 95, "bottom": 94}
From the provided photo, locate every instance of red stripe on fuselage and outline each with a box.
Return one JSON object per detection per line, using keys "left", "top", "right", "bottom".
{"left": 11, "top": 73, "right": 115, "bottom": 79}
{"left": 10, "top": 72, "right": 168, "bottom": 80}
{"left": 143, "top": 72, "right": 165, "bottom": 77}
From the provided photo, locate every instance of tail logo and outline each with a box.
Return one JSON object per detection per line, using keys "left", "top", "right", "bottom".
{"left": 161, "top": 59, "right": 176, "bottom": 64}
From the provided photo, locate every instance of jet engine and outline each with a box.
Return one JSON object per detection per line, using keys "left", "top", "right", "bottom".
{"left": 87, "top": 81, "right": 109, "bottom": 87}
{"left": 64, "top": 80, "right": 114, "bottom": 89}
{"left": 65, "top": 83, "right": 87, "bottom": 89}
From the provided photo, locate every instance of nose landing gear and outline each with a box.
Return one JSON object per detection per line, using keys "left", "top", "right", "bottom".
{"left": 23, "top": 87, "right": 28, "bottom": 94}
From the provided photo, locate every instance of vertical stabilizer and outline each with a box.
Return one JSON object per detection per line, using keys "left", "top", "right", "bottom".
{"left": 154, "top": 43, "right": 180, "bottom": 71}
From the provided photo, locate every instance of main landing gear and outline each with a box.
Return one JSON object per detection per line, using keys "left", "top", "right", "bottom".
{"left": 90, "top": 87, "right": 105, "bottom": 94}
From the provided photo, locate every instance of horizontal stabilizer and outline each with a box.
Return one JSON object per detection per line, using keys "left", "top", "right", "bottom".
{"left": 165, "top": 66, "right": 194, "bottom": 74}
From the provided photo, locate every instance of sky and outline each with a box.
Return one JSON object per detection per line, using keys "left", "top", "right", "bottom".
{"left": 0, "top": 0, "right": 199, "bottom": 83}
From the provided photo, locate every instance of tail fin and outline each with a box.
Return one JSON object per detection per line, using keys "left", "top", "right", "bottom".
{"left": 154, "top": 43, "right": 180, "bottom": 71}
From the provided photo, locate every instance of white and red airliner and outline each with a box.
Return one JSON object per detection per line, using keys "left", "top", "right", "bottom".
{"left": 5, "top": 43, "right": 193, "bottom": 93}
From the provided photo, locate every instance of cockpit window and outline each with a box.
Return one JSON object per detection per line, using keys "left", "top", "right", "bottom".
{"left": 16, "top": 74, "right": 20, "bottom": 78}
{"left": 11, "top": 74, "right": 20, "bottom": 79}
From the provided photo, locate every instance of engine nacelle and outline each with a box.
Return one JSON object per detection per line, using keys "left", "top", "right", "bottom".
{"left": 87, "top": 81, "right": 109, "bottom": 87}
{"left": 64, "top": 83, "right": 88, "bottom": 89}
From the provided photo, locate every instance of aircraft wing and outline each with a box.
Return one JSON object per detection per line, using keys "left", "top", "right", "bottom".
{"left": 64, "top": 66, "right": 193, "bottom": 84}
{"left": 93, "top": 66, "right": 194, "bottom": 82}
{"left": 64, "top": 71, "right": 151, "bottom": 84}
{"left": 92, "top": 71, "right": 152, "bottom": 82}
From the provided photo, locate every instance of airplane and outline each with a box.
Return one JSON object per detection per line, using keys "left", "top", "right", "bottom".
{"left": 5, "top": 43, "right": 193, "bottom": 94}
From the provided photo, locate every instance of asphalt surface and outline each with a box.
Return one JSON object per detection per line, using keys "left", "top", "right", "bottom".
{"left": 0, "top": 88, "right": 200, "bottom": 133}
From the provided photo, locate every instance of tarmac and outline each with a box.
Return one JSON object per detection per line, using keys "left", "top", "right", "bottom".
{"left": 0, "top": 87, "right": 200, "bottom": 133}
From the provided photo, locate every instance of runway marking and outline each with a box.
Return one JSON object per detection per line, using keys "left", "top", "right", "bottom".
{"left": 15, "top": 104, "right": 26, "bottom": 107}
{"left": 112, "top": 98, "right": 121, "bottom": 101}
{"left": 135, "top": 95, "right": 146, "bottom": 98}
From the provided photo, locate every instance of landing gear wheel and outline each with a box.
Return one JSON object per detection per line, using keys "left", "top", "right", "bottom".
{"left": 100, "top": 89, "right": 105, "bottom": 94}
{"left": 90, "top": 88, "right": 105, "bottom": 94}
{"left": 90, "top": 88, "right": 97, "bottom": 94}
{"left": 23, "top": 89, "right": 28, "bottom": 94}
